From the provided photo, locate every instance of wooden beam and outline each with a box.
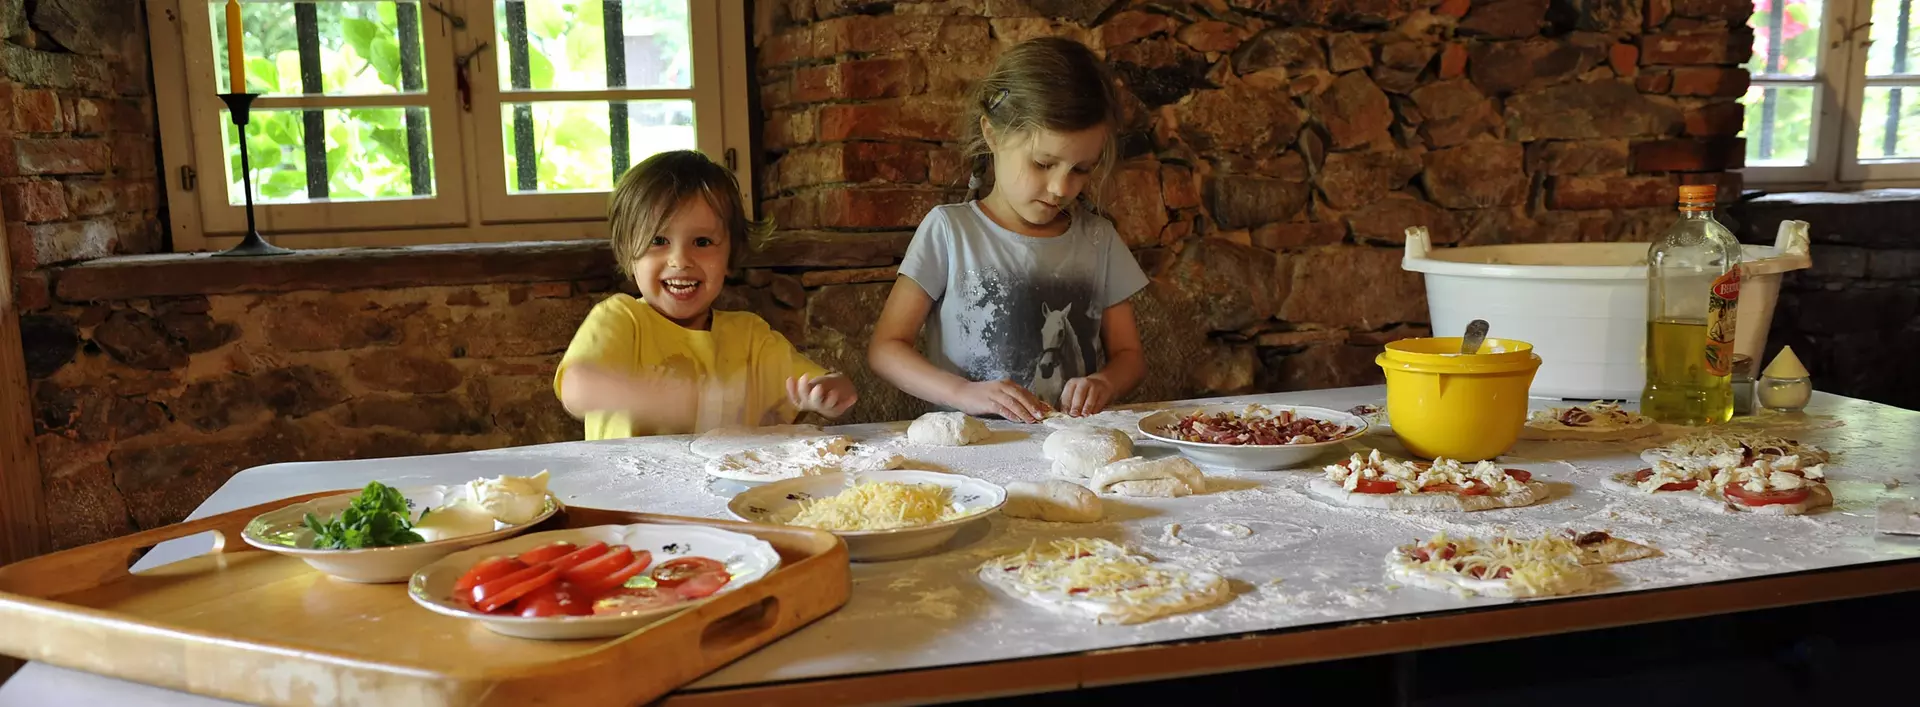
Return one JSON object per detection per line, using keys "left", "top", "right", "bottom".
{"left": 0, "top": 195, "right": 48, "bottom": 570}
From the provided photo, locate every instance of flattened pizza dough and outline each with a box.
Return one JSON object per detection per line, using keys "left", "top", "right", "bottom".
{"left": 977, "top": 539, "right": 1229, "bottom": 624}
{"left": 690, "top": 424, "right": 828, "bottom": 459}
{"left": 1307, "top": 477, "right": 1548, "bottom": 512}
{"left": 1042, "top": 427, "right": 1132, "bottom": 479}
{"left": 1566, "top": 531, "right": 1662, "bottom": 565}
{"left": 907, "top": 412, "right": 990, "bottom": 446}
{"left": 1519, "top": 403, "right": 1658, "bottom": 441}
{"left": 704, "top": 436, "right": 904, "bottom": 483}
{"left": 1603, "top": 472, "right": 1835, "bottom": 516}
{"left": 1090, "top": 456, "right": 1207, "bottom": 497}
{"left": 1001, "top": 480, "right": 1103, "bottom": 523}
{"left": 1386, "top": 534, "right": 1594, "bottom": 598}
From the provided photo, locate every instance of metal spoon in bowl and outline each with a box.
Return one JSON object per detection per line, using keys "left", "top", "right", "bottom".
{"left": 1459, "top": 319, "right": 1490, "bottom": 355}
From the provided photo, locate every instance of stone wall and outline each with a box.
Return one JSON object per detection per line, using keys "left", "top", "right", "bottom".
{"left": 752, "top": 0, "right": 1751, "bottom": 417}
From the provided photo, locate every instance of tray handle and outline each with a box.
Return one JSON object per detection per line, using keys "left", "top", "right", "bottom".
{"left": 698, "top": 596, "right": 784, "bottom": 659}
{"left": 0, "top": 491, "right": 339, "bottom": 598}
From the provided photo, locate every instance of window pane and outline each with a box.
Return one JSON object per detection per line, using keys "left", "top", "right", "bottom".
{"left": 1857, "top": 86, "right": 1920, "bottom": 158}
{"left": 212, "top": 1, "right": 428, "bottom": 96}
{"left": 494, "top": 0, "right": 692, "bottom": 91}
{"left": 1747, "top": 0, "right": 1823, "bottom": 78}
{"left": 223, "top": 106, "right": 435, "bottom": 204}
{"left": 1741, "top": 84, "right": 1817, "bottom": 166}
{"left": 1867, "top": 0, "right": 1920, "bottom": 75}
{"left": 501, "top": 100, "right": 694, "bottom": 193}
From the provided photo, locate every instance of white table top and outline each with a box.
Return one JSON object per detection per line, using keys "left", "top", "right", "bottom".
{"left": 5, "top": 386, "right": 1919, "bottom": 706}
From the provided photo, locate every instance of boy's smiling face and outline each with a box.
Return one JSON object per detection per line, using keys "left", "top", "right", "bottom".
{"left": 632, "top": 196, "right": 731, "bottom": 330}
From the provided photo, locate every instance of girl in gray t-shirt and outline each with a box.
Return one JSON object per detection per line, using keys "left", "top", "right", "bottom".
{"left": 866, "top": 37, "right": 1148, "bottom": 423}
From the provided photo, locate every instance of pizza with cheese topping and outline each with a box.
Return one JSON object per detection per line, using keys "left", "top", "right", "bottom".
{"left": 1639, "top": 431, "right": 1830, "bottom": 468}
{"left": 1520, "top": 402, "right": 1658, "bottom": 441}
{"left": 1386, "top": 532, "right": 1593, "bottom": 598}
{"left": 1306, "top": 450, "right": 1550, "bottom": 512}
{"left": 1604, "top": 453, "right": 1834, "bottom": 515}
{"left": 976, "top": 538, "right": 1230, "bottom": 624}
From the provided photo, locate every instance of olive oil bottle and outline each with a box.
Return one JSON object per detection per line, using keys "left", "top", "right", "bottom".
{"left": 1642, "top": 185, "right": 1742, "bottom": 425}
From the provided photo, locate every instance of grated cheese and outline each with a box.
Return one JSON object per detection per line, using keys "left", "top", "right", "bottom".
{"left": 1649, "top": 431, "right": 1828, "bottom": 463}
{"left": 1528, "top": 401, "right": 1644, "bottom": 428}
{"left": 1396, "top": 532, "right": 1588, "bottom": 595}
{"left": 986, "top": 539, "right": 1176, "bottom": 603}
{"left": 781, "top": 481, "right": 968, "bottom": 531}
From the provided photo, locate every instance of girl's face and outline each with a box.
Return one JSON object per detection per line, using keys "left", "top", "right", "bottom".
{"left": 631, "top": 196, "right": 731, "bottom": 330}
{"left": 982, "top": 121, "right": 1109, "bottom": 235}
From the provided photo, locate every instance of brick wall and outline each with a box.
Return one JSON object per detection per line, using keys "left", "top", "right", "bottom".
{"left": 753, "top": 0, "right": 1751, "bottom": 417}
{"left": 0, "top": 0, "right": 163, "bottom": 282}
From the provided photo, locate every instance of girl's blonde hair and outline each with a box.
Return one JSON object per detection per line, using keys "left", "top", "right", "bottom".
{"left": 607, "top": 150, "right": 765, "bottom": 276}
{"left": 962, "top": 37, "right": 1122, "bottom": 208}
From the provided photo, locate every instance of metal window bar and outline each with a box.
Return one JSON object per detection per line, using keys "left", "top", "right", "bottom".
{"left": 1887, "top": 0, "right": 1914, "bottom": 156}
{"left": 295, "top": 3, "right": 330, "bottom": 198}
{"left": 396, "top": 2, "right": 433, "bottom": 196}
{"left": 1760, "top": 0, "right": 1787, "bottom": 160}
{"left": 605, "top": 0, "right": 630, "bottom": 182}
{"left": 506, "top": 1, "right": 537, "bottom": 192}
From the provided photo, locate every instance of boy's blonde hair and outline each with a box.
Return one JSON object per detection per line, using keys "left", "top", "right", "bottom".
{"left": 962, "top": 37, "right": 1122, "bottom": 208}
{"left": 607, "top": 150, "right": 764, "bottom": 276}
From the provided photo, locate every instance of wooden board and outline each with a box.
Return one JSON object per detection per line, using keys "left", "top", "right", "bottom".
{"left": 0, "top": 493, "right": 849, "bottom": 706}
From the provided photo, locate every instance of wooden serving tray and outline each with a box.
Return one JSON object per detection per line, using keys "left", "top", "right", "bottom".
{"left": 0, "top": 493, "right": 850, "bottom": 706}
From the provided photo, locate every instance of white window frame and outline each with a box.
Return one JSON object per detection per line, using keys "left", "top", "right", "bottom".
{"left": 1748, "top": 0, "right": 1920, "bottom": 188}
{"left": 148, "top": 0, "right": 754, "bottom": 252}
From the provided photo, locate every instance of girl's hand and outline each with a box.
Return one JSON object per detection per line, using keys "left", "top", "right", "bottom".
{"left": 788, "top": 372, "right": 857, "bottom": 419}
{"left": 951, "top": 380, "right": 1048, "bottom": 423}
{"left": 1059, "top": 376, "right": 1115, "bottom": 417}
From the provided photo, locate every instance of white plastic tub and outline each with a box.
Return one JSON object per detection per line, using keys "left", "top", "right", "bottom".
{"left": 1401, "top": 221, "right": 1812, "bottom": 400}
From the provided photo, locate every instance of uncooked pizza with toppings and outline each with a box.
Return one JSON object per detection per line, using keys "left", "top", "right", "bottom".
{"left": 1604, "top": 452, "right": 1834, "bottom": 515}
{"left": 1168, "top": 405, "right": 1360, "bottom": 446}
{"left": 976, "top": 538, "right": 1229, "bottom": 624}
{"left": 1519, "top": 401, "right": 1658, "bottom": 441}
{"left": 1387, "top": 530, "right": 1659, "bottom": 598}
{"left": 1639, "top": 430, "right": 1830, "bottom": 468}
{"left": 1306, "top": 450, "right": 1549, "bottom": 512}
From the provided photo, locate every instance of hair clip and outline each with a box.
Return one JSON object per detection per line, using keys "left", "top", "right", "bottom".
{"left": 987, "top": 88, "right": 1009, "bottom": 113}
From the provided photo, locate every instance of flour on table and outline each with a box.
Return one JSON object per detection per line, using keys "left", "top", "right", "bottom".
{"left": 704, "top": 436, "right": 905, "bottom": 483}
{"left": 690, "top": 424, "right": 829, "bottom": 459}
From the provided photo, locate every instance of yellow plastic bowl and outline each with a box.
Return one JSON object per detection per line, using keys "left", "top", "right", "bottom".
{"left": 1376, "top": 337, "right": 1541, "bottom": 462}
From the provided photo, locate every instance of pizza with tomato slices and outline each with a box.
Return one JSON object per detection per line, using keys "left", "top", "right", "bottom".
{"left": 1604, "top": 454, "right": 1833, "bottom": 515}
{"left": 976, "top": 538, "right": 1229, "bottom": 624}
{"left": 1519, "top": 402, "right": 1658, "bottom": 441}
{"left": 1386, "top": 532, "right": 1594, "bottom": 598}
{"left": 1306, "top": 450, "right": 1549, "bottom": 512}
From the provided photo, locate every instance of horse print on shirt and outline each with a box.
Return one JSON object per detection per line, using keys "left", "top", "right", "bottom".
{"left": 950, "top": 270, "right": 1103, "bottom": 407}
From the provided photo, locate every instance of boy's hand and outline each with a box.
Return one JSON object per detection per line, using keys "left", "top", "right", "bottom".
{"left": 951, "top": 380, "right": 1048, "bottom": 423}
{"left": 1060, "top": 376, "right": 1115, "bottom": 417}
{"left": 788, "top": 372, "right": 857, "bottom": 419}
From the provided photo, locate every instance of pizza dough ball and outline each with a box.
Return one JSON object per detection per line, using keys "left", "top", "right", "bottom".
{"left": 1001, "top": 480, "right": 1103, "bottom": 523}
{"left": 907, "top": 412, "right": 991, "bottom": 446}
{"left": 1041, "top": 427, "right": 1132, "bottom": 478}
{"left": 1091, "top": 456, "right": 1207, "bottom": 497}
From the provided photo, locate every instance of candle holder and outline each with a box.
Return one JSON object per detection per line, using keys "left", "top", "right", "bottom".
{"left": 214, "top": 92, "right": 293, "bottom": 257}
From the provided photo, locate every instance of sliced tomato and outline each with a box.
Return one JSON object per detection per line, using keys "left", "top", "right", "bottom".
{"left": 674, "top": 570, "right": 732, "bottom": 599}
{"left": 1503, "top": 469, "right": 1533, "bottom": 483}
{"left": 1723, "top": 483, "right": 1812, "bottom": 507}
{"left": 561, "top": 545, "right": 636, "bottom": 585}
{"left": 475, "top": 567, "right": 559, "bottom": 613}
{"left": 575, "top": 556, "right": 655, "bottom": 597}
{"left": 1353, "top": 478, "right": 1401, "bottom": 494}
{"left": 1633, "top": 468, "right": 1700, "bottom": 492}
{"left": 543, "top": 542, "right": 611, "bottom": 573}
{"left": 454, "top": 556, "right": 527, "bottom": 594}
{"left": 514, "top": 541, "right": 577, "bottom": 566}
{"left": 593, "top": 587, "right": 686, "bottom": 615}
{"left": 517, "top": 581, "right": 593, "bottom": 617}
{"left": 470, "top": 563, "right": 551, "bottom": 608}
{"left": 651, "top": 557, "right": 728, "bottom": 588}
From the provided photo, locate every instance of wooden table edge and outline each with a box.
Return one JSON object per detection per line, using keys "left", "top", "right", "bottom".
{"left": 658, "top": 559, "right": 1920, "bottom": 706}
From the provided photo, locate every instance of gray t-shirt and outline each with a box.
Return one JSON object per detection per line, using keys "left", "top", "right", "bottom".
{"left": 897, "top": 202, "right": 1150, "bottom": 407}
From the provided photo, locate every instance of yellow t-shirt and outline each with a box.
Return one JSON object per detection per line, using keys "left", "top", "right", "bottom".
{"left": 554, "top": 294, "right": 829, "bottom": 440}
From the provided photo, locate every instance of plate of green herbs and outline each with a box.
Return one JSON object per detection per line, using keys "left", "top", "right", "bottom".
{"left": 242, "top": 480, "right": 559, "bottom": 584}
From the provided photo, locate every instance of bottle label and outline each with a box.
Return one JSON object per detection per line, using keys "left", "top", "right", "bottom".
{"left": 1704, "top": 266, "right": 1742, "bottom": 376}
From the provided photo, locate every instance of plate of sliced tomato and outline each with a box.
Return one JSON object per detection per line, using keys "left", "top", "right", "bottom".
{"left": 408, "top": 523, "right": 781, "bottom": 640}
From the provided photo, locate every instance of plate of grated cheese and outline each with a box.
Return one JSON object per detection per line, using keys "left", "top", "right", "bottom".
{"left": 728, "top": 469, "right": 1005, "bottom": 561}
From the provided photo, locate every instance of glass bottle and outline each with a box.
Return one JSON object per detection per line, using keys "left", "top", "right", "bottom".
{"left": 1641, "top": 184, "right": 1742, "bottom": 426}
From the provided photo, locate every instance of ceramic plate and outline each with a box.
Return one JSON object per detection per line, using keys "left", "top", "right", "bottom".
{"left": 408, "top": 523, "right": 781, "bottom": 640}
{"left": 728, "top": 469, "right": 1004, "bottom": 562}
{"left": 1138, "top": 404, "right": 1370, "bottom": 471}
{"left": 242, "top": 485, "right": 560, "bottom": 583}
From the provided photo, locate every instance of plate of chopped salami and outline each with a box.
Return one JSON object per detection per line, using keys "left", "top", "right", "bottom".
{"left": 1137, "top": 404, "right": 1370, "bottom": 471}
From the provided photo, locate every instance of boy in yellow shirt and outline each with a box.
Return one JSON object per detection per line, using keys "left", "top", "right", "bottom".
{"left": 555, "top": 150, "right": 856, "bottom": 440}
